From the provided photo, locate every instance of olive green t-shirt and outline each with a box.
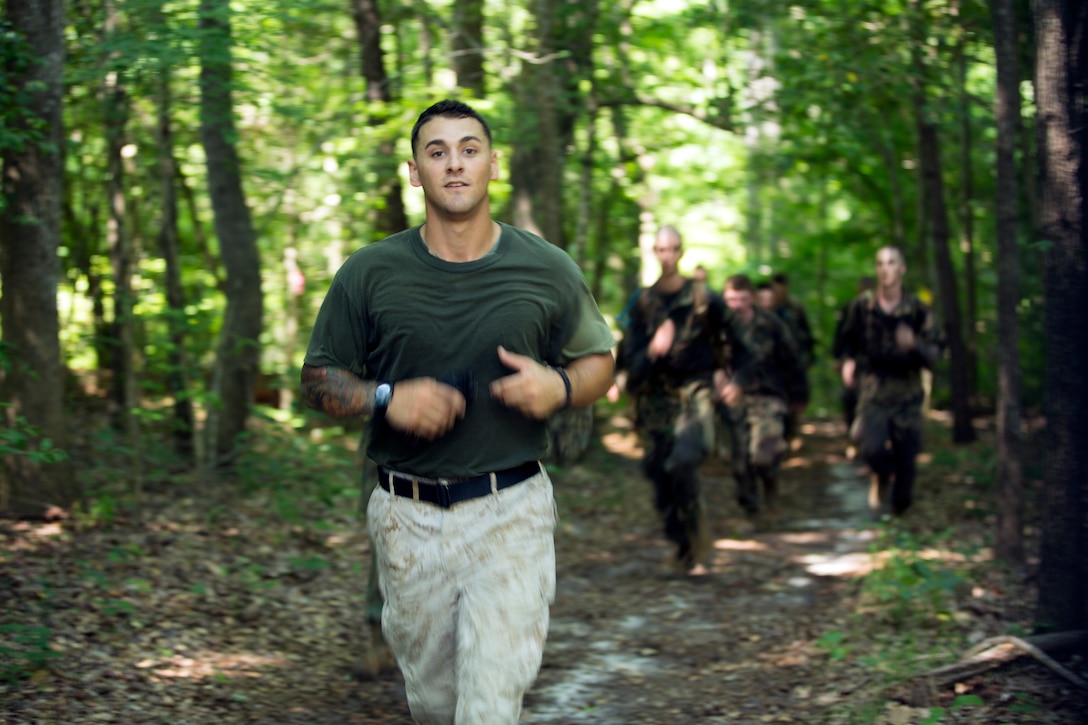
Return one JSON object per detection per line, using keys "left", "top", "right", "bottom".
{"left": 304, "top": 223, "right": 615, "bottom": 478}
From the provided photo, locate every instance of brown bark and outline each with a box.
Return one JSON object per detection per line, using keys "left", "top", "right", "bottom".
{"left": 915, "top": 101, "right": 976, "bottom": 444}
{"left": 954, "top": 28, "right": 978, "bottom": 398}
{"left": 102, "top": 0, "right": 142, "bottom": 486}
{"left": 350, "top": 0, "right": 407, "bottom": 239}
{"left": 154, "top": 0, "right": 194, "bottom": 458}
{"left": 198, "top": 0, "right": 264, "bottom": 467}
{"left": 451, "top": 0, "right": 485, "bottom": 97}
{"left": 913, "top": 632, "right": 1088, "bottom": 694}
{"left": 992, "top": 0, "right": 1025, "bottom": 566}
{"left": 0, "top": 0, "right": 77, "bottom": 516}
{"left": 1034, "top": 0, "right": 1088, "bottom": 633}
{"left": 507, "top": 0, "right": 577, "bottom": 247}
{"left": 508, "top": 0, "right": 564, "bottom": 246}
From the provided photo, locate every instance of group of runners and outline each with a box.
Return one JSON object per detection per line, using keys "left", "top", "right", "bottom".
{"left": 615, "top": 227, "right": 944, "bottom": 574}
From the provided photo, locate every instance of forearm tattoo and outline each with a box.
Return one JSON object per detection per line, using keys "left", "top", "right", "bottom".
{"left": 300, "top": 364, "right": 376, "bottom": 418}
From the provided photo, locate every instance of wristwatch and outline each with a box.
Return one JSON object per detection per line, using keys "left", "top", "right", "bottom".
{"left": 374, "top": 382, "right": 394, "bottom": 412}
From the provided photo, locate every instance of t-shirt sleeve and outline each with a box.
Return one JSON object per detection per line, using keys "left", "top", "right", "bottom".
{"left": 558, "top": 277, "right": 616, "bottom": 364}
{"left": 303, "top": 278, "right": 368, "bottom": 376}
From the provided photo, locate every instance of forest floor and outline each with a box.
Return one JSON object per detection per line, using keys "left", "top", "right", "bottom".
{"left": 2, "top": 401, "right": 1087, "bottom": 724}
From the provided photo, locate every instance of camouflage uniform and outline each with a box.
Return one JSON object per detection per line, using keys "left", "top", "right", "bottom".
{"left": 723, "top": 308, "right": 809, "bottom": 515}
{"left": 837, "top": 290, "right": 944, "bottom": 514}
{"left": 621, "top": 279, "right": 735, "bottom": 570}
{"left": 774, "top": 298, "right": 814, "bottom": 442}
{"left": 775, "top": 298, "right": 816, "bottom": 368}
{"left": 831, "top": 298, "right": 860, "bottom": 432}
{"left": 544, "top": 405, "right": 595, "bottom": 465}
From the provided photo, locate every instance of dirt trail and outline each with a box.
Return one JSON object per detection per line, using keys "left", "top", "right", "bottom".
{"left": 4, "top": 409, "right": 1085, "bottom": 724}
{"left": 521, "top": 413, "right": 877, "bottom": 724}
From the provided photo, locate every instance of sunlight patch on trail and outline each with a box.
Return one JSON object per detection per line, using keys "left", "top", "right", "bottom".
{"left": 714, "top": 538, "right": 768, "bottom": 551}
{"left": 135, "top": 651, "right": 292, "bottom": 681}
{"left": 525, "top": 648, "right": 660, "bottom": 722}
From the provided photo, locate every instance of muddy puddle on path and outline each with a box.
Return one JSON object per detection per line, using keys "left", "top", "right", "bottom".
{"left": 522, "top": 420, "right": 883, "bottom": 724}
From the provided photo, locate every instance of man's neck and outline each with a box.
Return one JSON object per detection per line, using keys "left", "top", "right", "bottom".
{"left": 877, "top": 284, "right": 903, "bottom": 310}
{"left": 420, "top": 217, "right": 500, "bottom": 262}
{"left": 654, "top": 271, "right": 685, "bottom": 294}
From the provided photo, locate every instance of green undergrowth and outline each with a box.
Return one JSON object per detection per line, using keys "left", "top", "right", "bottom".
{"left": 820, "top": 422, "right": 1049, "bottom": 724}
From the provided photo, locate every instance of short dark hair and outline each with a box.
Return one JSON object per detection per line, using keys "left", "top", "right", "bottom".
{"left": 411, "top": 100, "right": 493, "bottom": 156}
{"left": 756, "top": 281, "right": 772, "bottom": 292}
{"left": 771, "top": 272, "right": 789, "bottom": 285}
{"left": 726, "top": 274, "right": 753, "bottom": 292}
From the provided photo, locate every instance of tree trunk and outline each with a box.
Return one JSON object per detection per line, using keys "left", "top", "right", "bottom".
{"left": 507, "top": 0, "right": 565, "bottom": 247}
{"left": 572, "top": 93, "right": 598, "bottom": 267}
{"left": 198, "top": 0, "right": 264, "bottom": 467}
{"left": 281, "top": 246, "right": 304, "bottom": 410}
{"left": 915, "top": 104, "right": 976, "bottom": 444}
{"left": 871, "top": 127, "right": 907, "bottom": 249}
{"left": 743, "top": 28, "right": 767, "bottom": 263}
{"left": 154, "top": 0, "right": 194, "bottom": 459}
{"left": 596, "top": 105, "right": 642, "bottom": 301}
{"left": 1034, "top": 0, "right": 1088, "bottom": 633}
{"left": 350, "top": 0, "right": 407, "bottom": 239}
{"left": 451, "top": 0, "right": 485, "bottom": 97}
{"left": 955, "top": 26, "right": 978, "bottom": 398}
{"left": 991, "top": 0, "right": 1025, "bottom": 566}
{"left": 0, "top": 0, "right": 77, "bottom": 516}
{"left": 103, "top": 0, "right": 142, "bottom": 484}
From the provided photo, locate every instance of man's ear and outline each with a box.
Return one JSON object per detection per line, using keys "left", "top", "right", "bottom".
{"left": 407, "top": 158, "right": 422, "bottom": 188}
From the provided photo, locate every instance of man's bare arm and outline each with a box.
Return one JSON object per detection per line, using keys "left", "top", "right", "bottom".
{"left": 302, "top": 363, "right": 466, "bottom": 438}
{"left": 565, "top": 351, "right": 616, "bottom": 408}
{"left": 490, "top": 349, "right": 615, "bottom": 419}
{"left": 301, "top": 363, "right": 377, "bottom": 418}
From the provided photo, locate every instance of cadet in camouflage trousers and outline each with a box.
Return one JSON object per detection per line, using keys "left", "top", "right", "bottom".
{"left": 837, "top": 247, "right": 944, "bottom": 516}
{"left": 619, "top": 226, "right": 737, "bottom": 572}
{"left": 831, "top": 276, "right": 876, "bottom": 436}
{"left": 721, "top": 275, "right": 809, "bottom": 518}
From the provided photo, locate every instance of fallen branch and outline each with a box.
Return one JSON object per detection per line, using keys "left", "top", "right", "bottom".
{"left": 916, "top": 631, "right": 1088, "bottom": 691}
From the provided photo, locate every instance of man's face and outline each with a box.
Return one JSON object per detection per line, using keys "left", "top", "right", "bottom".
{"left": 875, "top": 248, "right": 906, "bottom": 288}
{"left": 653, "top": 233, "right": 683, "bottom": 276}
{"left": 724, "top": 287, "right": 754, "bottom": 317}
{"left": 408, "top": 115, "right": 498, "bottom": 218}
{"left": 756, "top": 289, "right": 775, "bottom": 310}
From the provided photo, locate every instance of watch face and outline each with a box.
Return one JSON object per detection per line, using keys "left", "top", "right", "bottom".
{"left": 375, "top": 383, "right": 392, "bottom": 408}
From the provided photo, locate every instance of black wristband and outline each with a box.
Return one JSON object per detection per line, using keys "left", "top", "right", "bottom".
{"left": 555, "top": 367, "right": 572, "bottom": 409}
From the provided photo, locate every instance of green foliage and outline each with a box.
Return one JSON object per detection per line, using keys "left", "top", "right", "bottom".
{"left": 1007, "top": 692, "right": 1040, "bottom": 714}
{"left": 859, "top": 527, "right": 965, "bottom": 629}
{"left": 94, "top": 597, "right": 138, "bottom": 618}
{"left": 0, "top": 622, "right": 61, "bottom": 682}
{"left": 47, "top": 0, "right": 1044, "bottom": 501}
{"left": 913, "top": 695, "right": 986, "bottom": 724}
{"left": 0, "top": 405, "right": 70, "bottom": 466}
{"left": 231, "top": 419, "right": 361, "bottom": 524}
{"left": 816, "top": 629, "right": 849, "bottom": 661}
{"left": 920, "top": 707, "right": 946, "bottom": 724}
{"left": 0, "top": 22, "right": 46, "bottom": 163}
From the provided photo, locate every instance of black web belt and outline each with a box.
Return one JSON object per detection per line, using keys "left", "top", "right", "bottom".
{"left": 377, "top": 461, "right": 541, "bottom": 508}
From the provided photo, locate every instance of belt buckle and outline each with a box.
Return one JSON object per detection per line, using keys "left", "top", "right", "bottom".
{"left": 436, "top": 482, "right": 453, "bottom": 508}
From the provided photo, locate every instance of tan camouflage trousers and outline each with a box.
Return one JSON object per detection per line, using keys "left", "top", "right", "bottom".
{"left": 723, "top": 394, "right": 788, "bottom": 514}
{"left": 366, "top": 470, "right": 558, "bottom": 725}
{"left": 636, "top": 380, "right": 716, "bottom": 569}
